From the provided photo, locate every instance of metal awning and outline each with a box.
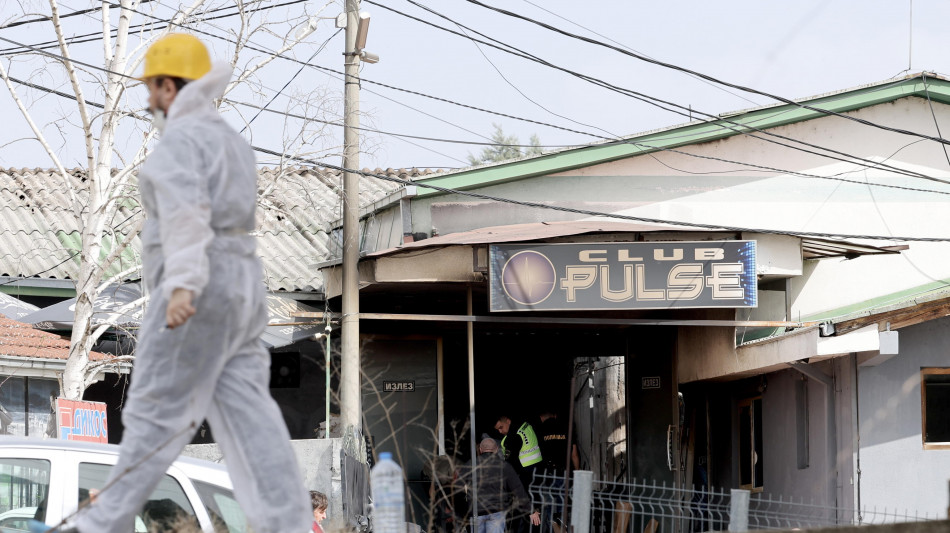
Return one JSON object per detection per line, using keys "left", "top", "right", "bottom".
{"left": 800, "top": 238, "right": 907, "bottom": 259}
{"left": 19, "top": 284, "right": 321, "bottom": 350}
{"left": 361, "top": 220, "right": 907, "bottom": 261}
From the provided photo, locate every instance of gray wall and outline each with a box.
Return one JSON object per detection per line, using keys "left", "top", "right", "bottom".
{"left": 706, "top": 357, "right": 854, "bottom": 512}
{"left": 857, "top": 316, "right": 950, "bottom": 517}
{"left": 760, "top": 367, "right": 835, "bottom": 504}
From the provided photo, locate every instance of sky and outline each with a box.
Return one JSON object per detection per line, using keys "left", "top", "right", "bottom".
{"left": 1, "top": 0, "right": 950, "bottom": 172}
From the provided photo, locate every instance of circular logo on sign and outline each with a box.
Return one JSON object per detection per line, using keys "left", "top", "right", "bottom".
{"left": 501, "top": 250, "right": 557, "bottom": 306}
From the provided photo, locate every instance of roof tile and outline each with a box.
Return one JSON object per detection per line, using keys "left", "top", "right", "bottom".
{"left": 0, "top": 314, "right": 109, "bottom": 361}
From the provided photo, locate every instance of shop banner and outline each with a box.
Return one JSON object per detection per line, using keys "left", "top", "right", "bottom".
{"left": 489, "top": 241, "right": 757, "bottom": 312}
{"left": 56, "top": 399, "right": 108, "bottom": 443}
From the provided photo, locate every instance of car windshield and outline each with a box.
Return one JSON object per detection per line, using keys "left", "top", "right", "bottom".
{"left": 191, "top": 480, "right": 247, "bottom": 533}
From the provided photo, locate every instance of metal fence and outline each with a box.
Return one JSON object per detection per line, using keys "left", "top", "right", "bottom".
{"left": 529, "top": 471, "right": 938, "bottom": 532}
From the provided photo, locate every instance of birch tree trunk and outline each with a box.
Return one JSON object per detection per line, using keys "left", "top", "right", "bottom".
{"left": 2, "top": 0, "right": 327, "bottom": 400}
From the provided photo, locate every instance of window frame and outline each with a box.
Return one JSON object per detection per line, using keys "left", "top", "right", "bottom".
{"left": 921, "top": 367, "right": 950, "bottom": 450}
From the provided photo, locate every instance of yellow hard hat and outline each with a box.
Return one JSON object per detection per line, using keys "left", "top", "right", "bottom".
{"left": 140, "top": 33, "right": 211, "bottom": 81}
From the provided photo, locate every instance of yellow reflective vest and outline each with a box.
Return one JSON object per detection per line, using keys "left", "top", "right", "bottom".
{"left": 501, "top": 422, "right": 543, "bottom": 468}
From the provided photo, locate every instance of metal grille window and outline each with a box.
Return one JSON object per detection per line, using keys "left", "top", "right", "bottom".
{"left": 738, "top": 396, "right": 764, "bottom": 490}
{"left": 921, "top": 368, "right": 950, "bottom": 449}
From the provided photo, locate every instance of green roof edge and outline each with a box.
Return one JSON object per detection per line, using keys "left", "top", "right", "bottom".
{"left": 413, "top": 74, "right": 950, "bottom": 198}
{"left": 801, "top": 278, "right": 950, "bottom": 323}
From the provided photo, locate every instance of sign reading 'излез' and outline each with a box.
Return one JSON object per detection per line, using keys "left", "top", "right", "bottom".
{"left": 489, "top": 241, "right": 757, "bottom": 312}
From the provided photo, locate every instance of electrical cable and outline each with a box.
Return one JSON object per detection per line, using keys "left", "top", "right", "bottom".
{"left": 7, "top": 10, "right": 950, "bottom": 201}
{"left": 411, "top": 2, "right": 950, "bottom": 193}
{"left": 0, "top": 0, "right": 311, "bottom": 56}
{"left": 0, "top": 251, "right": 80, "bottom": 287}
{"left": 922, "top": 72, "right": 950, "bottom": 169}
{"left": 239, "top": 28, "right": 341, "bottom": 133}
{"left": 6, "top": 48, "right": 950, "bottom": 198}
{"left": 461, "top": 0, "right": 950, "bottom": 151}
{"left": 19, "top": 0, "right": 949, "bottom": 190}
{"left": 9, "top": 62, "right": 947, "bottom": 197}
{"left": 250, "top": 144, "right": 950, "bottom": 242}
{"left": 32, "top": 0, "right": 945, "bottom": 191}
{"left": 517, "top": 0, "right": 761, "bottom": 107}
{"left": 0, "top": 3, "right": 125, "bottom": 30}
{"left": 373, "top": 0, "right": 950, "bottom": 186}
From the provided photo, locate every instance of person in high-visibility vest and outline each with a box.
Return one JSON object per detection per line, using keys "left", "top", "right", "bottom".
{"left": 495, "top": 414, "right": 543, "bottom": 533}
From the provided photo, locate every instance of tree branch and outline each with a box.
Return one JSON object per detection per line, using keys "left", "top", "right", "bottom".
{"left": 48, "top": 0, "right": 95, "bottom": 174}
{"left": 0, "top": 60, "right": 82, "bottom": 215}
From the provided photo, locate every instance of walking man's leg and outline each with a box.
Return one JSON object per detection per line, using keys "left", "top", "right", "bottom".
{"left": 206, "top": 344, "right": 311, "bottom": 533}
{"left": 75, "top": 306, "right": 221, "bottom": 533}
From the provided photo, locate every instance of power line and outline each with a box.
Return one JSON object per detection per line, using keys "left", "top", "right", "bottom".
{"left": 6, "top": 41, "right": 950, "bottom": 198}
{"left": 6, "top": 73, "right": 945, "bottom": 243}
{"left": 0, "top": 0, "right": 309, "bottom": 56}
{"left": 17, "top": 0, "right": 950, "bottom": 190}
{"left": 70, "top": 0, "right": 942, "bottom": 190}
{"left": 517, "top": 0, "right": 762, "bottom": 107}
{"left": 372, "top": 0, "right": 950, "bottom": 186}
{"left": 123, "top": 0, "right": 950, "bottom": 192}
{"left": 251, "top": 145, "right": 950, "bottom": 243}
{"left": 239, "top": 28, "right": 341, "bottom": 133}
{"left": 462, "top": 0, "right": 950, "bottom": 151}
{"left": 408, "top": 2, "right": 950, "bottom": 193}
{"left": 0, "top": 3, "right": 127, "bottom": 30}
{"left": 8, "top": 8, "right": 950, "bottom": 198}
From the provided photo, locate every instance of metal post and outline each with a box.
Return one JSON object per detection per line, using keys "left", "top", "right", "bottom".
{"left": 562, "top": 374, "right": 576, "bottom": 529}
{"left": 340, "top": 0, "right": 362, "bottom": 441}
{"left": 571, "top": 470, "right": 592, "bottom": 533}
{"left": 729, "top": 489, "right": 750, "bottom": 532}
{"left": 467, "top": 287, "right": 478, "bottom": 522}
{"left": 325, "top": 324, "right": 332, "bottom": 439}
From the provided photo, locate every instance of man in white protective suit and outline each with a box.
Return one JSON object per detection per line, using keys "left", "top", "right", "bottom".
{"left": 33, "top": 34, "right": 312, "bottom": 533}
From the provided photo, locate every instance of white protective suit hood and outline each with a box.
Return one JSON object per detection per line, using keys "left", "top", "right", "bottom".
{"left": 165, "top": 60, "right": 231, "bottom": 126}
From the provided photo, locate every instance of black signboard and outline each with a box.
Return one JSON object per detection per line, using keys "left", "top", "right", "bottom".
{"left": 489, "top": 241, "right": 757, "bottom": 312}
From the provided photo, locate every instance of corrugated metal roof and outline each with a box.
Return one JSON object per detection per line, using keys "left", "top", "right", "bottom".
{"left": 0, "top": 166, "right": 440, "bottom": 293}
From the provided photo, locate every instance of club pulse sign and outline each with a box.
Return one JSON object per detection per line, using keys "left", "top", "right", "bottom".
{"left": 489, "top": 241, "right": 757, "bottom": 312}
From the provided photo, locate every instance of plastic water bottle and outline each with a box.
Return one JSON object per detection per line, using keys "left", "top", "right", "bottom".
{"left": 370, "top": 451, "right": 405, "bottom": 533}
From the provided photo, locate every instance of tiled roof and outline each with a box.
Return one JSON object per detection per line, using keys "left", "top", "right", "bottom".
{"left": 0, "top": 314, "right": 108, "bottom": 361}
{"left": 0, "top": 166, "right": 440, "bottom": 293}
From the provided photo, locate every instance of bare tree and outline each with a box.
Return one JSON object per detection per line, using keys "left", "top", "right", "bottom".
{"left": 0, "top": 0, "right": 338, "bottom": 399}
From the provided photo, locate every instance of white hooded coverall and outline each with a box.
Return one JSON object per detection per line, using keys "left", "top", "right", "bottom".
{"left": 76, "top": 63, "right": 312, "bottom": 533}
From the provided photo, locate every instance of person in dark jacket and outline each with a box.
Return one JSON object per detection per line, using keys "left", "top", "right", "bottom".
{"left": 459, "top": 438, "right": 540, "bottom": 533}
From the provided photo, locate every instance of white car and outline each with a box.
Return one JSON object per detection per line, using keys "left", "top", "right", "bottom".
{"left": 0, "top": 438, "right": 246, "bottom": 533}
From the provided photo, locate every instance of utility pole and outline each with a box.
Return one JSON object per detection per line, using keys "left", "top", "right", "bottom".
{"left": 340, "top": 0, "right": 362, "bottom": 441}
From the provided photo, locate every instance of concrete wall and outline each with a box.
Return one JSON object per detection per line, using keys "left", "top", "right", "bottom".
{"left": 856, "top": 316, "right": 950, "bottom": 517}
{"left": 759, "top": 366, "right": 835, "bottom": 504}
{"left": 705, "top": 356, "right": 855, "bottom": 511}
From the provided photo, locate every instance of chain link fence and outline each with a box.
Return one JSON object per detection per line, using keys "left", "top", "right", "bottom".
{"left": 529, "top": 471, "right": 939, "bottom": 533}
